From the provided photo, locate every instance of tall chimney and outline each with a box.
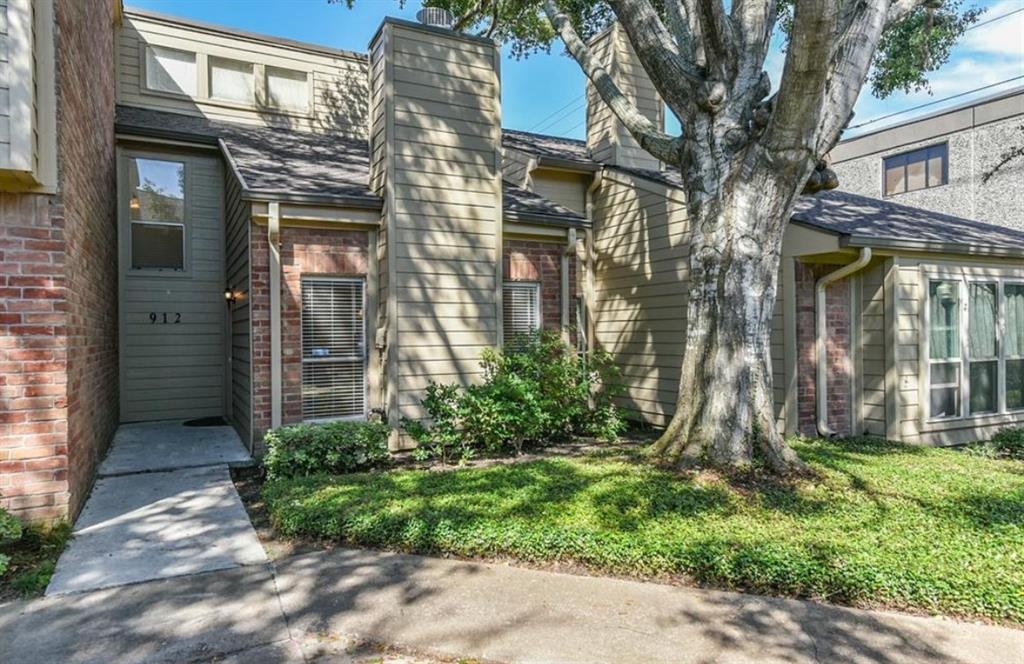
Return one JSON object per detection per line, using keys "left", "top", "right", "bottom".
{"left": 586, "top": 23, "right": 664, "bottom": 171}
{"left": 368, "top": 18, "right": 502, "bottom": 442}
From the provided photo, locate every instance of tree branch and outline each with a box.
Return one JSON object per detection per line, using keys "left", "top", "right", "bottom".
{"left": 542, "top": 0, "right": 683, "bottom": 164}
{"left": 886, "top": 0, "right": 930, "bottom": 27}
{"left": 607, "top": 0, "right": 703, "bottom": 118}
{"left": 693, "top": 0, "right": 737, "bottom": 79}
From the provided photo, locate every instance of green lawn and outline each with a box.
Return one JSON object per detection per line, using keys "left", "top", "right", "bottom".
{"left": 0, "top": 522, "right": 71, "bottom": 602}
{"left": 263, "top": 438, "right": 1024, "bottom": 624}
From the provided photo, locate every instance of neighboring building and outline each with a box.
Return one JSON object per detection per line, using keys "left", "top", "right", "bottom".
{"left": 831, "top": 87, "right": 1024, "bottom": 230}
{"left": 3, "top": 4, "right": 1023, "bottom": 521}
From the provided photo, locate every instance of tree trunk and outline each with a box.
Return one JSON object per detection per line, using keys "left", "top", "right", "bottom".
{"left": 650, "top": 157, "right": 808, "bottom": 473}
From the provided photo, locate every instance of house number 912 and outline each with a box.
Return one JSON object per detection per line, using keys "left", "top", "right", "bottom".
{"left": 149, "top": 312, "right": 182, "bottom": 324}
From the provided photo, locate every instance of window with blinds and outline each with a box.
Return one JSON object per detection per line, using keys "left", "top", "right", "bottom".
{"left": 503, "top": 282, "right": 540, "bottom": 346}
{"left": 301, "top": 278, "right": 366, "bottom": 421}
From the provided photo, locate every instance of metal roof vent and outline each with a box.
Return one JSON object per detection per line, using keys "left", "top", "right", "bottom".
{"left": 416, "top": 6, "right": 455, "bottom": 29}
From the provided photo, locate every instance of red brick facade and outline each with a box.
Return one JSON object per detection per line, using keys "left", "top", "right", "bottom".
{"left": 0, "top": 1, "right": 117, "bottom": 521}
{"left": 503, "top": 239, "right": 576, "bottom": 332}
{"left": 250, "top": 226, "right": 370, "bottom": 445}
{"left": 795, "top": 261, "right": 852, "bottom": 436}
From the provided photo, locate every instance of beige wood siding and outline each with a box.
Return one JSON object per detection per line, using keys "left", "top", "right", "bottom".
{"left": 118, "top": 11, "right": 367, "bottom": 137}
{"left": 370, "top": 20, "right": 502, "bottom": 428}
{"left": 771, "top": 271, "right": 786, "bottom": 433}
{"left": 531, "top": 169, "right": 589, "bottom": 215}
{"left": 591, "top": 169, "right": 688, "bottom": 425}
{"left": 225, "top": 168, "right": 251, "bottom": 444}
{"left": 0, "top": 0, "right": 11, "bottom": 164}
{"left": 119, "top": 148, "right": 226, "bottom": 422}
{"left": 585, "top": 23, "right": 662, "bottom": 171}
{"left": 860, "top": 261, "right": 887, "bottom": 436}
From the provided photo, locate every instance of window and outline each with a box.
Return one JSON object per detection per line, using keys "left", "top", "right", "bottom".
{"left": 503, "top": 282, "right": 540, "bottom": 346}
{"left": 926, "top": 277, "right": 1024, "bottom": 420}
{"left": 884, "top": 144, "right": 947, "bottom": 196}
{"left": 265, "top": 66, "right": 309, "bottom": 113}
{"left": 209, "top": 56, "right": 254, "bottom": 104}
{"left": 301, "top": 278, "right": 366, "bottom": 421}
{"left": 145, "top": 45, "right": 197, "bottom": 96}
{"left": 127, "top": 158, "right": 185, "bottom": 271}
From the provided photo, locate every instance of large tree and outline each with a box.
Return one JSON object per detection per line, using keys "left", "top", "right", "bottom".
{"left": 344, "top": 0, "right": 979, "bottom": 471}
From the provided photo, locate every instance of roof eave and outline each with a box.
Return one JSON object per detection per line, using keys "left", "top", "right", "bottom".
{"left": 503, "top": 210, "right": 590, "bottom": 229}
{"left": 535, "top": 156, "right": 600, "bottom": 173}
{"left": 841, "top": 234, "right": 1024, "bottom": 258}
{"left": 242, "top": 189, "right": 384, "bottom": 210}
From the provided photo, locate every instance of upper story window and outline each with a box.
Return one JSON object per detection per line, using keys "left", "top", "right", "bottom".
{"left": 128, "top": 157, "right": 186, "bottom": 271}
{"left": 209, "top": 56, "right": 254, "bottom": 105}
{"left": 265, "top": 66, "right": 309, "bottom": 113}
{"left": 145, "top": 45, "right": 197, "bottom": 96}
{"left": 884, "top": 143, "right": 947, "bottom": 196}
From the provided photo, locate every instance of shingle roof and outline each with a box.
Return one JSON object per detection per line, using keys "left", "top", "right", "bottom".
{"left": 791, "top": 189, "right": 1024, "bottom": 255}
{"left": 116, "top": 106, "right": 586, "bottom": 225}
{"left": 116, "top": 105, "right": 379, "bottom": 205}
{"left": 502, "top": 180, "right": 588, "bottom": 226}
{"left": 609, "top": 164, "right": 1024, "bottom": 256}
{"left": 501, "top": 129, "right": 593, "bottom": 166}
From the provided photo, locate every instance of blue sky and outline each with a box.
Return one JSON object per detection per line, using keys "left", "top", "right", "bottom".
{"left": 129, "top": 0, "right": 1023, "bottom": 140}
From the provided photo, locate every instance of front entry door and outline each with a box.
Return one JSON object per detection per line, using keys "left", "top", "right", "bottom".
{"left": 118, "top": 149, "right": 226, "bottom": 422}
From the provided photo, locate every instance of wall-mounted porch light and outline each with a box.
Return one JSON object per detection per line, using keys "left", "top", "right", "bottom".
{"left": 224, "top": 287, "right": 238, "bottom": 303}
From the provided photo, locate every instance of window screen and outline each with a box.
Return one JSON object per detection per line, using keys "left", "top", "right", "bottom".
{"left": 145, "top": 46, "right": 197, "bottom": 96}
{"left": 266, "top": 66, "right": 309, "bottom": 112}
{"left": 127, "top": 157, "right": 185, "bottom": 271}
{"left": 884, "top": 144, "right": 947, "bottom": 196}
{"left": 209, "top": 57, "right": 254, "bottom": 104}
{"left": 301, "top": 278, "right": 366, "bottom": 421}
{"left": 1007, "top": 284, "right": 1024, "bottom": 411}
{"left": 503, "top": 282, "right": 540, "bottom": 346}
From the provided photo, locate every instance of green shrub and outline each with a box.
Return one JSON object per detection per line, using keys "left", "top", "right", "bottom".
{"left": 0, "top": 504, "right": 23, "bottom": 577}
{"left": 404, "top": 330, "right": 625, "bottom": 463}
{"left": 264, "top": 420, "right": 391, "bottom": 479}
{"left": 974, "top": 427, "right": 1024, "bottom": 459}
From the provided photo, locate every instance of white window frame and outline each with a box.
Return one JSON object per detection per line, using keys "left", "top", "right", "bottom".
{"left": 923, "top": 272, "right": 1024, "bottom": 422}
{"left": 503, "top": 281, "right": 541, "bottom": 345}
{"left": 300, "top": 276, "right": 367, "bottom": 423}
{"left": 143, "top": 44, "right": 198, "bottom": 98}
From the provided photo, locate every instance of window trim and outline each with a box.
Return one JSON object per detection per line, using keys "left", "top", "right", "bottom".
{"left": 883, "top": 142, "right": 948, "bottom": 197}
{"left": 142, "top": 44, "right": 199, "bottom": 99}
{"left": 299, "top": 276, "right": 368, "bottom": 423}
{"left": 125, "top": 156, "right": 189, "bottom": 275}
{"left": 502, "top": 281, "right": 541, "bottom": 345}
{"left": 207, "top": 54, "right": 256, "bottom": 106}
{"left": 922, "top": 270, "right": 1024, "bottom": 423}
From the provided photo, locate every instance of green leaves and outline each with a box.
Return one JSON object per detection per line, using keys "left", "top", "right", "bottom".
{"left": 263, "top": 420, "right": 392, "bottom": 479}
{"left": 404, "top": 330, "right": 626, "bottom": 463}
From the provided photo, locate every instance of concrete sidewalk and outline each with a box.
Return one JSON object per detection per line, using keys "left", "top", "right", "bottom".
{"left": 3, "top": 547, "right": 1021, "bottom": 663}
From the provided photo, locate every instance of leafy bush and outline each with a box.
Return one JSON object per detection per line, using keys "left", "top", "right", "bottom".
{"left": 264, "top": 420, "right": 391, "bottom": 479}
{"left": 0, "top": 505, "right": 22, "bottom": 577}
{"left": 404, "top": 330, "right": 625, "bottom": 463}
{"left": 969, "top": 426, "right": 1024, "bottom": 460}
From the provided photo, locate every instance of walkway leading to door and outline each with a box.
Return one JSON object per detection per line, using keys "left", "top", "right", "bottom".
{"left": 46, "top": 421, "right": 264, "bottom": 596}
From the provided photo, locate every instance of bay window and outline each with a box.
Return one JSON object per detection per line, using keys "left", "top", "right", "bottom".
{"left": 926, "top": 276, "right": 1024, "bottom": 420}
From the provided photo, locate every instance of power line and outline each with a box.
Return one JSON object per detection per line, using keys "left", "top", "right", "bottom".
{"left": 533, "top": 99, "right": 587, "bottom": 134}
{"left": 966, "top": 6, "right": 1024, "bottom": 31}
{"left": 527, "top": 94, "right": 585, "bottom": 132}
{"left": 847, "top": 76, "right": 1024, "bottom": 131}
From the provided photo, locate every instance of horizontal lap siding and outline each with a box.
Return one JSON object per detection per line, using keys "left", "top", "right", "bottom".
{"left": 118, "top": 13, "right": 368, "bottom": 137}
{"left": 896, "top": 266, "right": 921, "bottom": 440}
{"left": 531, "top": 170, "right": 589, "bottom": 215}
{"left": 771, "top": 272, "right": 785, "bottom": 433}
{"left": 861, "top": 262, "right": 886, "bottom": 436}
{"left": 225, "top": 170, "right": 251, "bottom": 446}
{"left": 592, "top": 171, "right": 689, "bottom": 426}
{"left": 373, "top": 23, "right": 500, "bottom": 426}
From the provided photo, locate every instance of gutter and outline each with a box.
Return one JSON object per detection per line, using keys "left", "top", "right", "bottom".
{"left": 815, "top": 247, "right": 872, "bottom": 437}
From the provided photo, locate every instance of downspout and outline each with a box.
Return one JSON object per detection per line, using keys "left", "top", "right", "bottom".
{"left": 268, "top": 201, "right": 282, "bottom": 430}
{"left": 816, "top": 247, "right": 872, "bottom": 437}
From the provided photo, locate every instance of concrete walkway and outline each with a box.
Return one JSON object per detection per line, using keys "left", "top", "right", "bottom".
{"left": 46, "top": 421, "right": 263, "bottom": 595}
{"left": 6, "top": 547, "right": 1021, "bottom": 663}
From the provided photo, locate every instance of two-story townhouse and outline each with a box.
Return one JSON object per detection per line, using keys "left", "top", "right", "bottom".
{"left": 3, "top": 4, "right": 1024, "bottom": 522}
{"left": 831, "top": 87, "right": 1024, "bottom": 230}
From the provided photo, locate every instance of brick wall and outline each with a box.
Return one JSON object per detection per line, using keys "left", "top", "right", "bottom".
{"left": 0, "top": 1, "right": 116, "bottom": 521}
{"left": 795, "top": 261, "right": 852, "bottom": 436}
{"left": 503, "top": 239, "right": 575, "bottom": 331}
{"left": 250, "top": 226, "right": 369, "bottom": 444}
{"left": 58, "top": 0, "right": 118, "bottom": 520}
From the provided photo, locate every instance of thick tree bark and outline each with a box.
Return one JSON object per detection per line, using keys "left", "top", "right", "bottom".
{"left": 649, "top": 151, "right": 809, "bottom": 472}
